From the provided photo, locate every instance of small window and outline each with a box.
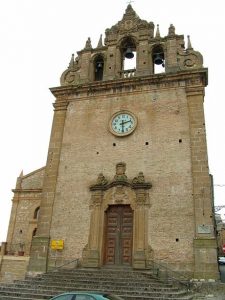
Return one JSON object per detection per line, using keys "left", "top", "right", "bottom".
{"left": 34, "top": 206, "right": 40, "bottom": 219}
{"left": 32, "top": 228, "right": 37, "bottom": 237}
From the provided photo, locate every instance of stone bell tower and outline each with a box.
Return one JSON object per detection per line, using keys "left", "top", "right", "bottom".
{"left": 28, "top": 5, "right": 219, "bottom": 279}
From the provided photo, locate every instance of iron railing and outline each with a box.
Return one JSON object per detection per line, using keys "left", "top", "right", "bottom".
{"left": 49, "top": 258, "right": 80, "bottom": 272}
{"left": 147, "top": 260, "right": 192, "bottom": 290}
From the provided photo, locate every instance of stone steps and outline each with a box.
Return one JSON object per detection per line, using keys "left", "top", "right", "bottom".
{"left": 9, "top": 281, "right": 177, "bottom": 291}
{"left": 0, "top": 267, "right": 194, "bottom": 300}
{"left": 0, "top": 285, "right": 189, "bottom": 296}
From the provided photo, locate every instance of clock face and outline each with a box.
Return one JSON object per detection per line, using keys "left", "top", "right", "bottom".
{"left": 109, "top": 111, "right": 137, "bottom": 136}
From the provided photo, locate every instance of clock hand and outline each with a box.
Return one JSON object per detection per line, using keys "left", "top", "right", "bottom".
{"left": 120, "top": 120, "right": 131, "bottom": 125}
{"left": 120, "top": 120, "right": 125, "bottom": 132}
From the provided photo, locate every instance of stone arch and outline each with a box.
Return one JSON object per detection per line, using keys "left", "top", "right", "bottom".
{"left": 151, "top": 43, "right": 166, "bottom": 74}
{"left": 90, "top": 52, "right": 106, "bottom": 81}
{"left": 118, "top": 36, "right": 139, "bottom": 72}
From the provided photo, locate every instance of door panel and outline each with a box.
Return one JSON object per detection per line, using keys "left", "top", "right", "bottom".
{"left": 104, "top": 205, "right": 133, "bottom": 265}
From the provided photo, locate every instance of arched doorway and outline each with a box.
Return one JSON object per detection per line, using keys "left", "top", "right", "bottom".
{"left": 82, "top": 163, "right": 152, "bottom": 269}
{"left": 104, "top": 205, "right": 133, "bottom": 266}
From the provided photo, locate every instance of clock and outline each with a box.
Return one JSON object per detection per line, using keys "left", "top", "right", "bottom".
{"left": 109, "top": 111, "right": 137, "bottom": 136}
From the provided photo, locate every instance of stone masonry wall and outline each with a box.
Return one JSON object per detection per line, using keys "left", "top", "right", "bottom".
{"left": 0, "top": 256, "right": 29, "bottom": 283}
{"left": 6, "top": 168, "right": 44, "bottom": 255}
{"left": 49, "top": 81, "right": 195, "bottom": 271}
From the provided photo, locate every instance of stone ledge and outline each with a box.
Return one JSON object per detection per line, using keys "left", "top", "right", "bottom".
{"left": 2, "top": 255, "right": 30, "bottom": 261}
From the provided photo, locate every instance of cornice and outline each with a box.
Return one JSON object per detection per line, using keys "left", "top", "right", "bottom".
{"left": 90, "top": 180, "right": 152, "bottom": 191}
{"left": 12, "top": 188, "right": 42, "bottom": 194}
{"left": 50, "top": 68, "right": 208, "bottom": 98}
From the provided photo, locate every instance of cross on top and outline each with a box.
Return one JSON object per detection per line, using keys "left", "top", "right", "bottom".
{"left": 127, "top": 0, "right": 134, "bottom": 4}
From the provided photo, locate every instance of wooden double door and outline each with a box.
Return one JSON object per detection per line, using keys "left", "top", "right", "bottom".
{"left": 104, "top": 205, "right": 133, "bottom": 266}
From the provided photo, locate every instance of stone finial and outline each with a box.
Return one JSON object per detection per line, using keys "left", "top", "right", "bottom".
{"left": 125, "top": 4, "right": 136, "bottom": 16}
{"left": 132, "top": 172, "right": 145, "bottom": 184}
{"left": 68, "top": 54, "right": 75, "bottom": 68}
{"left": 187, "top": 35, "right": 193, "bottom": 50}
{"left": 84, "top": 37, "right": 92, "bottom": 50}
{"left": 16, "top": 170, "right": 23, "bottom": 189}
{"left": 96, "top": 173, "right": 108, "bottom": 186}
{"left": 97, "top": 34, "right": 103, "bottom": 48}
{"left": 132, "top": 171, "right": 152, "bottom": 190}
{"left": 149, "top": 21, "right": 155, "bottom": 38}
{"left": 155, "top": 24, "right": 161, "bottom": 38}
{"left": 168, "top": 24, "right": 175, "bottom": 36}
{"left": 89, "top": 173, "right": 108, "bottom": 191}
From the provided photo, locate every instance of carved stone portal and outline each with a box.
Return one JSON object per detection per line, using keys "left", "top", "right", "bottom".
{"left": 82, "top": 162, "right": 152, "bottom": 269}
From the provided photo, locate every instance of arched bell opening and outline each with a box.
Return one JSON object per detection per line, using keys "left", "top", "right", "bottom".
{"left": 152, "top": 45, "right": 165, "bottom": 74}
{"left": 94, "top": 55, "right": 104, "bottom": 81}
{"left": 120, "top": 37, "right": 137, "bottom": 75}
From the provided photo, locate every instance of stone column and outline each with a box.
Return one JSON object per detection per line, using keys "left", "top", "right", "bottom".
{"left": 1, "top": 242, "right": 7, "bottom": 255}
{"left": 133, "top": 188, "right": 150, "bottom": 269}
{"left": 82, "top": 191, "right": 103, "bottom": 267}
{"left": 28, "top": 96, "right": 68, "bottom": 274}
{"left": 187, "top": 85, "right": 219, "bottom": 279}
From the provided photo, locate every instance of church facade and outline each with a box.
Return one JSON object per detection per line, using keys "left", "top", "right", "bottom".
{"left": 5, "top": 5, "right": 219, "bottom": 279}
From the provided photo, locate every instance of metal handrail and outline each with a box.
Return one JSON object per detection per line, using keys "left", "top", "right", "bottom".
{"left": 147, "top": 260, "right": 191, "bottom": 290}
{"left": 50, "top": 258, "right": 80, "bottom": 272}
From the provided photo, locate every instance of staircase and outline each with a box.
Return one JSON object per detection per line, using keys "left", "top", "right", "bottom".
{"left": 0, "top": 267, "right": 194, "bottom": 300}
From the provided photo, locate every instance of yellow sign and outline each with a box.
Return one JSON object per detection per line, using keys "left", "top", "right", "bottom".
{"left": 51, "top": 240, "right": 64, "bottom": 250}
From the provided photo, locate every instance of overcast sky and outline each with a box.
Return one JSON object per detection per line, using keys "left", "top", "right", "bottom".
{"left": 0, "top": 0, "right": 225, "bottom": 242}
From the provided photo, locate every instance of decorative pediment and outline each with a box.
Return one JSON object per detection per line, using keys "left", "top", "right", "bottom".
{"left": 105, "top": 4, "right": 154, "bottom": 41}
{"left": 90, "top": 162, "right": 152, "bottom": 191}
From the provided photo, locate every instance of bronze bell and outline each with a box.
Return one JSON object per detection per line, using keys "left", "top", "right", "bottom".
{"left": 125, "top": 47, "right": 134, "bottom": 59}
{"left": 96, "top": 62, "right": 103, "bottom": 69}
{"left": 153, "top": 53, "right": 164, "bottom": 65}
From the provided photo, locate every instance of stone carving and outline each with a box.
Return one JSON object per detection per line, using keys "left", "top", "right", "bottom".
{"left": 105, "top": 4, "right": 154, "bottom": 43}
{"left": 96, "top": 173, "right": 108, "bottom": 185}
{"left": 178, "top": 51, "right": 203, "bottom": 69}
{"left": 90, "top": 163, "right": 152, "bottom": 191}
{"left": 132, "top": 172, "right": 145, "bottom": 184}
{"left": 90, "top": 173, "right": 108, "bottom": 190}
{"left": 135, "top": 190, "right": 150, "bottom": 206}
{"left": 132, "top": 171, "right": 152, "bottom": 190}
{"left": 84, "top": 37, "right": 92, "bottom": 50}
{"left": 178, "top": 37, "right": 203, "bottom": 70}
{"left": 168, "top": 24, "right": 175, "bottom": 36}
{"left": 114, "top": 162, "right": 128, "bottom": 182}
{"left": 113, "top": 186, "right": 128, "bottom": 204}
{"left": 90, "top": 192, "right": 103, "bottom": 207}
{"left": 60, "top": 54, "right": 81, "bottom": 86}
